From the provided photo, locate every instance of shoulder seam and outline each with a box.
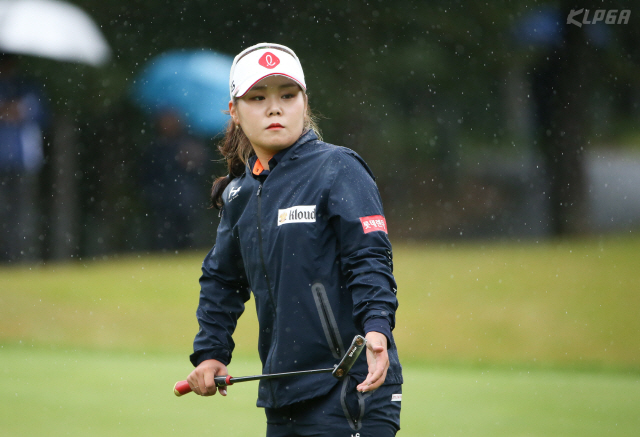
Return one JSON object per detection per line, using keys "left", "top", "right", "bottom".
{"left": 330, "top": 147, "right": 376, "bottom": 181}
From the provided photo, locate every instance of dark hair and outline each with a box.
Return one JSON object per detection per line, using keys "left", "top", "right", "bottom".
{"left": 210, "top": 94, "right": 321, "bottom": 209}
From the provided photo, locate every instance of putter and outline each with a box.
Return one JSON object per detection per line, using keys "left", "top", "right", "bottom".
{"left": 174, "top": 334, "right": 366, "bottom": 396}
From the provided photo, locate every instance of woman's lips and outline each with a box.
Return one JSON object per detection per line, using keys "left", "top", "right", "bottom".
{"left": 267, "top": 123, "right": 284, "bottom": 129}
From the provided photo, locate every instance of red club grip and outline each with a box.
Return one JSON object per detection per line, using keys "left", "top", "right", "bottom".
{"left": 173, "top": 380, "right": 191, "bottom": 396}
{"left": 173, "top": 375, "right": 233, "bottom": 397}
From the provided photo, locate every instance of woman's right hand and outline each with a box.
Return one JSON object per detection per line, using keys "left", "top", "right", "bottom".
{"left": 186, "top": 359, "right": 229, "bottom": 396}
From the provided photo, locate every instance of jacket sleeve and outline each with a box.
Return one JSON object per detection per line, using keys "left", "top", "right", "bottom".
{"left": 190, "top": 204, "right": 250, "bottom": 367}
{"left": 327, "top": 149, "right": 398, "bottom": 342}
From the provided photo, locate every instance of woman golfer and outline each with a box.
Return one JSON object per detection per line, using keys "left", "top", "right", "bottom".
{"left": 186, "top": 43, "right": 402, "bottom": 436}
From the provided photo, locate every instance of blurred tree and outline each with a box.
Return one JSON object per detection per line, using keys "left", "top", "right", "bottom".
{"left": 13, "top": 0, "right": 640, "bottom": 258}
{"left": 528, "top": 1, "right": 640, "bottom": 235}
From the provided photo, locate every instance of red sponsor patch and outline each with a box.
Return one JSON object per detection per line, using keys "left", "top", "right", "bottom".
{"left": 360, "top": 215, "right": 387, "bottom": 234}
{"left": 258, "top": 52, "right": 280, "bottom": 69}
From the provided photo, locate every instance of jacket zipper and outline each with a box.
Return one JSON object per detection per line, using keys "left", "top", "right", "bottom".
{"left": 257, "top": 183, "right": 278, "bottom": 404}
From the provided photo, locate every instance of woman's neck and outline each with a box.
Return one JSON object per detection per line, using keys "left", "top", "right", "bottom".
{"left": 254, "top": 148, "right": 275, "bottom": 171}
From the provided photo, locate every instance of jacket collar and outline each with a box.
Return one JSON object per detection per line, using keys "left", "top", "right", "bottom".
{"left": 246, "top": 129, "right": 318, "bottom": 177}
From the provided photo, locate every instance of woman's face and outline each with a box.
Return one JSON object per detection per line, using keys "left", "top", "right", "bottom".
{"left": 230, "top": 75, "right": 306, "bottom": 156}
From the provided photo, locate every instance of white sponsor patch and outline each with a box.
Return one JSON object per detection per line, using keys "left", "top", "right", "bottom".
{"left": 277, "top": 205, "right": 316, "bottom": 226}
{"left": 391, "top": 394, "right": 402, "bottom": 402}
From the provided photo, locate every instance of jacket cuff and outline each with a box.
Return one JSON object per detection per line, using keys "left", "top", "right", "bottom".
{"left": 190, "top": 347, "right": 231, "bottom": 367}
{"left": 363, "top": 317, "right": 393, "bottom": 346}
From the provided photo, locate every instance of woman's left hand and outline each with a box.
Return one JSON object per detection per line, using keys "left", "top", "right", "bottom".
{"left": 356, "top": 331, "right": 389, "bottom": 393}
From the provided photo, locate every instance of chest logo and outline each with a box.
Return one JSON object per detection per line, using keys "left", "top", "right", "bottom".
{"left": 228, "top": 186, "right": 241, "bottom": 201}
{"left": 277, "top": 205, "right": 316, "bottom": 226}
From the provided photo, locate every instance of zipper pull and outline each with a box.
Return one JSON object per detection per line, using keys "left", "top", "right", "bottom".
{"left": 257, "top": 185, "right": 262, "bottom": 196}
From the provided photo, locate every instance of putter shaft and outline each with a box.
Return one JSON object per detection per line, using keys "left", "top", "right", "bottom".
{"left": 174, "top": 335, "right": 366, "bottom": 397}
{"left": 173, "top": 367, "right": 334, "bottom": 396}
{"left": 217, "top": 367, "right": 334, "bottom": 386}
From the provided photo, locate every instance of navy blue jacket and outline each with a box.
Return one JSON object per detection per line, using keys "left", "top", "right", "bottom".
{"left": 191, "top": 130, "right": 402, "bottom": 408}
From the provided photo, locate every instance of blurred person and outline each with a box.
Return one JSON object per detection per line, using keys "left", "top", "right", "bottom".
{"left": 184, "top": 43, "right": 402, "bottom": 436}
{"left": 0, "top": 53, "right": 48, "bottom": 262}
{"left": 140, "top": 109, "right": 211, "bottom": 251}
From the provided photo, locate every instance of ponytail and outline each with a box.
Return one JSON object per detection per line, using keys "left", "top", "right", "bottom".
{"left": 210, "top": 94, "right": 322, "bottom": 209}
{"left": 210, "top": 120, "right": 254, "bottom": 209}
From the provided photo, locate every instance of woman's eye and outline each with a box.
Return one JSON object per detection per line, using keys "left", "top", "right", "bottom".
{"left": 250, "top": 95, "right": 265, "bottom": 101}
{"left": 282, "top": 93, "right": 294, "bottom": 99}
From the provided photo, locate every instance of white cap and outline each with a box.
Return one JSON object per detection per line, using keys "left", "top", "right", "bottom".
{"left": 229, "top": 43, "right": 306, "bottom": 98}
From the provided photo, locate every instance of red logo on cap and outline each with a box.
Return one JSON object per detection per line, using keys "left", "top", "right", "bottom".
{"left": 259, "top": 52, "right": 280, "bottom": 69}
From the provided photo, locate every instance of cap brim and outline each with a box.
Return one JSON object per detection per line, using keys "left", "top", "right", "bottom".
{"left": 233, "top": 72, "right": 306, "bottom": 98}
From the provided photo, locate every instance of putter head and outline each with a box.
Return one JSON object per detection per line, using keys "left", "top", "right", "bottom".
{"left": 331, "top": 335, "right": 367, "bottom": 380}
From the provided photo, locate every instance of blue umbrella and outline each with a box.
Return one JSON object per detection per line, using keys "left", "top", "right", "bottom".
{"left": 132, "top": 49, "right": 233, "bottom": 136}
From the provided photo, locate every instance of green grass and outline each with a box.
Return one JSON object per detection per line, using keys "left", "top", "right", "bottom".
{"left": 0, "top": 345, "right": 266, "bottom": 437}
{"left": 1, "top": 234, "right": 640, "bottom": 435}
{"left": 2, "top": 235, "right": 638, "bottom": 368}
{"left": 1, "top": 345, "right": 639, "bottom": 436}
{"left": 393, "top": 235, "right": 640, "bottom": 369}
{"left": 0, "top": 252, "right": 212, "bottom": 354}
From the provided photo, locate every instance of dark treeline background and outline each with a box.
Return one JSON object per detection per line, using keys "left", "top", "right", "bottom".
{"left": 13, "top": 0, "right": 640, "bottom": 260}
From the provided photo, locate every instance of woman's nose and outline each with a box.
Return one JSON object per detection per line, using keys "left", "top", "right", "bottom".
{"left": 267, "top": 97, "right": 282, "bottom": 116}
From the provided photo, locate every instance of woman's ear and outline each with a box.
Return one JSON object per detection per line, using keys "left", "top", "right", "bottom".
{"left": 229, "top": 100, "right": 239, "bottom": 125}
{"left": 302, "top": 93, "right": 308, "bottom": 117}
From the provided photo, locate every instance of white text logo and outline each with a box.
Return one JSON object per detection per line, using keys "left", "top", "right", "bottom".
{"left": 277, "top": 205, "right": 316, "bottom": 226}
{"left": 567, "top": 9, "right": 630, "bottom": 27}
